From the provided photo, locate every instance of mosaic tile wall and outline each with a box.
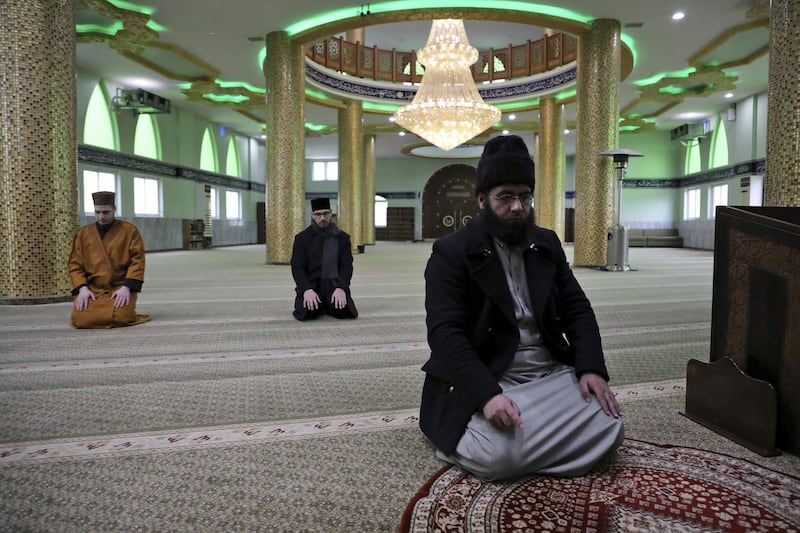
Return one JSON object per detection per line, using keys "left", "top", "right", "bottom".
{"left": 0, "top": 0, "right": 77, "bottom": 302}
{"left": 573, "top": 19, "right": 621, "bottom": 267}
{"left": 265, "top": 32, "right": 306, "bottom": 264}
{"left": 338, "top": 100, "right": 364, "bottom": 250}
{"left": 536, "top": 97, "right": 566, "bottom": 241}
{"left": 362, "top": 134, "right": 376, "bottom": 245}
{"left": 765, "top": 0, "right": 800, "bottom": 207}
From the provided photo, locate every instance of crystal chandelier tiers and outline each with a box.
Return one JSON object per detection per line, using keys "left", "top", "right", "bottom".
{"left": 393, "top": 19, "right": 501, "bottom": 151}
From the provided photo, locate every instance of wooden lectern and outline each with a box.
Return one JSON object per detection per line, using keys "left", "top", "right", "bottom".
{"left": 684, "top": 206, "right": 800, "bottom": 457}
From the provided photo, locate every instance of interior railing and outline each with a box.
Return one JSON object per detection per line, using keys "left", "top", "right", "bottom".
{"left": 306, "top": 32, "right": 578, "bottom": 84}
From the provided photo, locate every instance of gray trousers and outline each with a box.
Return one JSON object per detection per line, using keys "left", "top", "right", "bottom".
{"left": 438, "top": 365, "right": 624, "bottom": 481}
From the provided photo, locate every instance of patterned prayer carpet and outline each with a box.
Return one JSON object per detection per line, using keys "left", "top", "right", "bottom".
{"left": 400, "top": 439, "right": 800, "bottom": 533}
{"left": 1, "top": 243, "right": 799, "bottom": 531}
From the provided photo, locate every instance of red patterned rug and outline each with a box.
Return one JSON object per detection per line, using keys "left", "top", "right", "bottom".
{"left": 400, "top": 439, "right": 800, "bottom": 532}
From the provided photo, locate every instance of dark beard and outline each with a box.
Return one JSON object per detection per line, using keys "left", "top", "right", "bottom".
{"left": 483, "top": 207, "right": 532, "bottom": 246}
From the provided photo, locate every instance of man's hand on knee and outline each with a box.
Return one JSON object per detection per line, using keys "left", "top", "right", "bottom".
{"left": 303, "top": 289, "right": 321, "bottom": 310}
{"left": 482, "top": 394, "right": 523, "bottom": 429}
{"left": 111, "top": 286, "right": 131, "bottom": 308}
{"left": 331, "top": 288, "right": 346, "bottom": 309}
{"left": 580, "top": 373, "right": 622, "bottom": 418}
{"left": 75, "top": 286, "right": 96, "bottom": 311}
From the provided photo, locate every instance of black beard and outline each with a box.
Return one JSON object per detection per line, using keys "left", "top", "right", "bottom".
{"left": 483, "top": 207, "right": 532, "bottom": 246}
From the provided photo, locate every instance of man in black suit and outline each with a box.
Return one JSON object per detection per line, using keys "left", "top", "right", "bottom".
{"left": 290, "top": 198, "right": 358, "bottom": 321}
{"left": 420, "top": 135, "right": 623, "bottom": 481}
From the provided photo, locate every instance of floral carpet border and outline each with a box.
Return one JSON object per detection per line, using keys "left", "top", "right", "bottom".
{"left": 399, "top": 438, "right": 800, "bottom": 533}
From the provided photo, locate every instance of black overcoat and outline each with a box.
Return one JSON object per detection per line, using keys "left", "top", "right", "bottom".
{"left": 420, "top": 213, "right": 609, "bottom": 455}
{"left": 291, "top": 224, "right": 354, "bottom": 291}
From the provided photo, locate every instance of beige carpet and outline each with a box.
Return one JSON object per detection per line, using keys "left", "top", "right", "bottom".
{"left": 1, "top": 242, "right": 798, "bottom": 532}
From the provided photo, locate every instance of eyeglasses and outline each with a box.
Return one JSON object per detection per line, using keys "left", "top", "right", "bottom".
{"left": 491, "top": 192, "right": 532, "bottom": 206}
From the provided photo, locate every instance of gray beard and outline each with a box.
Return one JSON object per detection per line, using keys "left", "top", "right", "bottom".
{"left": 482, "top": 207, "right": 532, "bottom": 246}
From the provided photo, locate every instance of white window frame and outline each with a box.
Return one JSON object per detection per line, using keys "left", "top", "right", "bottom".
{"left": 208, "top": 187, "right": 219, "bottom": 219}
{"left": 683, "top": 188, "right": 701, "bottom": 221}
{"left": 133, "top": 176, "right": 162, "bottom": 216}
{"left": 82, "top": 169, "right": 117, "bottom": 214}
{"left": 312, "top": 161, "right": 339, "bottom": 181}
{"left": 708, "top": 184, "right": 728, "bottom": 219}
{"left": 375, "top": 195, "right": 388, "bottom": 228}
{"left": 225, "top": 190, "right": 241, "bottom": 220}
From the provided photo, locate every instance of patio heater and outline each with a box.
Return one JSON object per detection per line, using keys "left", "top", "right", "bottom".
{"left": 599, "top": 148, "right": 643, "bottom": 271}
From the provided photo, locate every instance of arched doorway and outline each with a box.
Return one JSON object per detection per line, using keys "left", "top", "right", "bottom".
{"left": 422, "top": 164, "right": 478, "bottom": 240}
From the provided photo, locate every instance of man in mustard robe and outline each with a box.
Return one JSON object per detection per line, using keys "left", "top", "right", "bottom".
{"left": 68, "top": 191, "right": 151, "bottom": 328}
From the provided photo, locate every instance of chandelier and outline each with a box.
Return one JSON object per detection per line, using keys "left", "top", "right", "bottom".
{"left": 393, "top": 19, "right": 501, "bottom": 151}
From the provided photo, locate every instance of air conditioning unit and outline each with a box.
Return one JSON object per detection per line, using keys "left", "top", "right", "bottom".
{"left": 111, "top": 88, "right": 171, "bottom": 114}
{"left": 670, "top": 123, "right": 705, "bottom": 142}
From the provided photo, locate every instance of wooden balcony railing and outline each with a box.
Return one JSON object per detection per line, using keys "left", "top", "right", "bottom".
{"left": 306, "top": 32, "right": 577, "bottom": 84}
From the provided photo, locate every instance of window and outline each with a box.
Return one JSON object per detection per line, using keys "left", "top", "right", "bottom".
{"left": 708, "top": 184, "right": 728, "bottom": 219}
{"left": 683, "top": 188, "right": 701, "bottom": 220}
{"left": 375, "top": 195, "right": 388, "bottom": 228}
{"left": 133, "top": 177, "right": 161, "bottom": 216}
{"left": 225, "top": 137, "right": 241, "bottom": 177}
{"left": 684, "top": 138, "right": 702, "bottom": 175}
{"left": 312, "top": 161, "right": 338, "bottom": 181}
{"left": 208, "top": 188, "right": 218, "bottom": 219}
{"left": 82, "top": 170, "right": 116, "bottom": 214}
{"left": 748, "top": 176, "right": 764, "bottom": 207}
{"left": 133, "top": 114, "right": 161, "bottom": 160}
{"left": 200, "top": 127, "right": 218, "bottom": 173}
{"left": 225, "top": 190, "right": 241, "bottom": 220}
{"left": 84, "top": 83, "right": 117, "bottom": 150}
{"left": 709, "top": 115, "right": 729, "bottom": 169}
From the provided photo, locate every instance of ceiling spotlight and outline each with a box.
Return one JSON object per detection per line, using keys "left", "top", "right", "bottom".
{"left": 564, "top": 129, "right": 570, "bottom": 134}
{"left": 398, "top": 131, "right": 406, "bottom": 136}
{"left": 508, "top": 114, "right": 517, "bottom": 121}
{"left": 388, "top": 116, "right": 396, "bottom": 122}
{"left": 672, "top": 11, "right": 685, "bottom": 21}
{"left": 724, "top": 92, "right": 734, "bottom": 98}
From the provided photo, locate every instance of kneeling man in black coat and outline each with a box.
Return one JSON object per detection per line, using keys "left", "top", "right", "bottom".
{"left": 420, "top": 135, "right": 623, "bottom": 481}
{"left": 291, "top": 198, "right": 358, "bottom": 321}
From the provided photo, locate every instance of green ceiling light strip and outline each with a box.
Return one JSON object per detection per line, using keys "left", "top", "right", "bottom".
{"left": 76, "top": 22, "right": 124, "bottom": 35}
{"left": 305, "top": 123, "right": 331, "bottom": 132}
{"left": 216, "top": 80, "right": 266, "bottom": 94}
{"left": 285, "top": 1, "right": 592, "bottom": 36}
{"left": 106, "top": 0, "right": 155, "bottom": 15}
{"left": 363, "top": 102, "right": 402, "bottom": 113}
{"left": 633, "top": 68, "right": 696, "bottom": 87}
{"left": 202, "top": 94, "right": 250, "bottom": 103}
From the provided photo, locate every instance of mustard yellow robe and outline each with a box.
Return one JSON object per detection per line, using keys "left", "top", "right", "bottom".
{"left": 68, "top": 220, "right": 151, "bottom": 328}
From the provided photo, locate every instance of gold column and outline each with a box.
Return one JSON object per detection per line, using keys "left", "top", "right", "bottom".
{"left": 346, "top": 28, "right": 365, "bottom": 45}
{"left": 338, "top": 99, "right": 364, "bottom": 251}
{"left": 536, "top": 98, "right": 566, "bottom": 241}
{"left": 362, "top": 134, "right": 376, "bottom": 245}
{"left": 765, "top": 0, "right": 800, "bottom": 206}
{"left": 0, "top": 0, "right": 77, "bottom": 302}
{"left": 573, "top": 19, "right": 621, "bottom": 266}
{"left": 265, "top": 31, "right": 305, "bottom": 264}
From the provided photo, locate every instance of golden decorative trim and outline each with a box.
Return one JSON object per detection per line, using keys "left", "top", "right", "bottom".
{"left": 637, "top": 68, "right": 738, "bottom": 102}
{"left": 688, "top": 19, "right": 769, "bottom": 68}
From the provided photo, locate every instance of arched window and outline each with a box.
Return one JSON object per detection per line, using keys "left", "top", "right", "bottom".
{"left": 709, "top": 115, "right": 729, "bottom": 169}
{"left": 133, "top": 114, "right": 161, "bottom": 160}
{"left": 84, "top": 82, "right": 117, "bottom": 150}
{"left": 225, "top": 137, "right": 241, "bottom": 177}
{"left": 684, "top": 140, "right": 701, "bottom": 175}
{"left": 200, "top": 127, "right": 218, "bottom": 173}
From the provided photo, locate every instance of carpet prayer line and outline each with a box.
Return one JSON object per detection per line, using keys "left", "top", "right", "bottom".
{"left": 0, "top": 379, "right": 685, "bottom": 465}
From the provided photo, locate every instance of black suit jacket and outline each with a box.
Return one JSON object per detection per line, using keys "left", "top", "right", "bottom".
{"left": 290, "top": 224, "right": 354, "bottom": 293}
{"left": 420, "top": 213, "right": 609, "bottom": 454}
